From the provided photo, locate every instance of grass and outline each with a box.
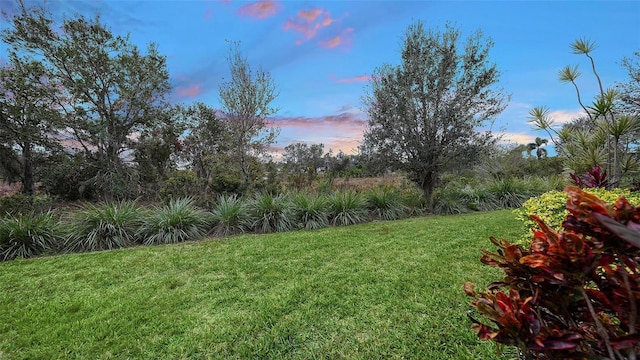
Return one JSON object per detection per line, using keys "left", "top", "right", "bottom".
{"left": 0, "top": 210, "right": 522, "bottom": 359}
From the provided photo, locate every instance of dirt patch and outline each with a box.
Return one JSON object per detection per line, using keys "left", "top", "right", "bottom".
{"left": 0, "top": 183, "right": 21, "bottom": 197}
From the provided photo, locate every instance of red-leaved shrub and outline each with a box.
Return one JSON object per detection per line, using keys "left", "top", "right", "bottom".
{"left": 465, "top": 186, "right": 639, "bottom": 359}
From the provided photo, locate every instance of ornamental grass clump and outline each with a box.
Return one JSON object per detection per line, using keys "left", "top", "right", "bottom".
{"left": 432, "top": 187, "right": 468, "bottom": 215}
{"left": 64, "top": 201, "right": 144, "bottom": 252}
{"left": 460, "top": 185, "right": 500, "bottom": 212}
{"left": 209, "top": 194, "right": 251, "bottom": 237}
{"left": 486, "top": 178, "right": 532, "bottom": 209}
{"left": 0, "top": 212, "right": 61, "bottom": 261}
{"left": 290, "top": 192, "right": 329, "bottom": 230}
{"left": 248, "top": 193, "right": 294, "bottom": 234}
{"left": 139, "top": 198, "right": 210, "bottom": 245}
{"left": 466, "top": 186, "right": 640, "bottom": 359}
{"left": 365, "top": 186, "right": 407, "bottom": 220}
{"left": 328, "top": 190, "right": 368, "bottom": 226}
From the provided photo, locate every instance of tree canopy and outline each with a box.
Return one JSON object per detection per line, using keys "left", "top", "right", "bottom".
{"left": 362, "top": 21, "right": 507, "bottom": 208}
{"left": 2, "top": 1, "right": 171, "bottom": 199}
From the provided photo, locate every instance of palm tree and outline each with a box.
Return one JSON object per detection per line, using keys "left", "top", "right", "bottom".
{"left": 527, "top": 137, "right": 548, "bottom": 159}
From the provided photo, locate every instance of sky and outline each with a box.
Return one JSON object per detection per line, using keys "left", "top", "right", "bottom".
{"left": 1, "top": 0, "right": 639, "bottom": 156}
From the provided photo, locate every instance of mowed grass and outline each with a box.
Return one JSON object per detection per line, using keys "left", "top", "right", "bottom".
{"left": 0, "top": 210, "right": 522, "bottom": 359}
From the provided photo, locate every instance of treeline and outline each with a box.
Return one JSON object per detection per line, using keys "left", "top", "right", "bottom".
{"left": 1, "top": 1, "right": 639, "bottom": 209}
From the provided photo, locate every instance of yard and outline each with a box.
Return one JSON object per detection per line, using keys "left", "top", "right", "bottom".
{"left": 0, "top": 210, "right": 521, "bottom": 359}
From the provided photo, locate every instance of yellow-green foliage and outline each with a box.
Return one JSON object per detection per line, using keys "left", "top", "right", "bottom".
{"left": 514, "top": 188, "right": 640, "bottom": 242}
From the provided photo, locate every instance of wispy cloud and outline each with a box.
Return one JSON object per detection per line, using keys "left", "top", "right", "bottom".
{"left": 204, "top": 8, "right": 213, "bottom": 21}
{"left": 320, "top": 27, "right": 353, "bottom": 49}
{"left": 174, "top": 83, "right": 202, "bottom": 98}
{"left": 331, "top": 74, "right": 370, "bottom": 84}
{"left": 238, "top": 0, "right": 281, "bottom": 19}
{"left": 270, "top": 112, "right": 366, "bottom": 154}
{"left": 548, "top": 109, "right": 585, "bottom": 125}
{"left": 282, "top": 7, "right": 342, "bottom": 45}
{"left": 499, "top": 132, "right": 537, "bottom": 145}
{"left": 297, "top": 8, "right": 323, "bottom": 23}
{"left": 272, "top": 112, "right": 366, "bottom": 128}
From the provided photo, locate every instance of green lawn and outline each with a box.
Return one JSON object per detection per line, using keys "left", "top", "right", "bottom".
{"left": 0, "top": 210, "right": 522, "bottom": 359}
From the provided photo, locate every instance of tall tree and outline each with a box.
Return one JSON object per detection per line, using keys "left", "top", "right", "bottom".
{"left": 2, "top": 1, "right": 171, "bottom": 199}
{"left": 618, "top": 51, "right": 640, "bottom": 117}
{"left": 282, "top": 142, "right": 325, "bottom": 188}
{"left": 219, "top": 41, "right": 279, "bottom": 190}
{"left": 282, "top": 142, "right": 325, "bottom": 174}
{"left": 181, "top": 102, "right": 231, "bottom": 184}
{"left": 362, "top": 21, "right": 507, "bottom": 208}
{"left": 529, "top": 40, "right": 640, "bottom": 187}
{"left": 527, "top": 137, "right": 548, "bottom": 159}
{"left": 133, "top": 105, "right": 189, "bottom": 198}
{"left": 0, "top": 52, "right": 63, "bottom": 195}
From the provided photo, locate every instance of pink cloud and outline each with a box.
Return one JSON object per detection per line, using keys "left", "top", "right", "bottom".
{"left": 320, "top": 27, "right": 353, "bottom": 49}
{"left": 282, "top": 8, "right": 342, "bottom": 45}
{"left": 238, "top": 0, "right": 281, "bottom": 19}
{"left": 271, "top": 113, "right": 366, "bottom": 128}
{"left": 298, "top": 8, "right": 322, "bottom": 23}
{"left": 332, "top": 74, "right": 371, "bottom": 84}
{"left": 321, "top": 12, "right": 337, "bottom": 27}
{"left": 273, "top": 113, "right": 365, "bottom": 151}
{"left": 204, "top": 9, "right": 212, "bottom": 21}
{"left": 175, "top": 84, "right": 202, "bottom": 98}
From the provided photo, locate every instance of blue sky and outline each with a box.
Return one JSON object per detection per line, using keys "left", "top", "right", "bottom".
{"left": 2, "top": 0, "right": 639, "bottom": 155}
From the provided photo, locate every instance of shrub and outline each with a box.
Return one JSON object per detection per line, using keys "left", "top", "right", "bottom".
{"left": 209, "top": 194, "right": 251, "bottom": 237}
{"left": 0, "top": 212, "right": 61, "bottom": 261}
{"left": 514, "top": 188, "right": 640, "bottom": 243}
{"left": 139, "top": 198, "right": 210, "bottom": 245}
{"left": 465, "top": 186, "right": 640, "bottom": 359}
{"left": 459, "top": 185, "right": 500, "bottom": 212}
{"left": 290, "top": 192, "right": 329, "bottom": 230}
{"left": 485, "top": 178, "right": 532, "bottom": 209}
{"left": 39, "top": 153, "right": 94, "bottom": 201}
{"left": 160, "top": 170, "right": 206, "bottom": 203}
{"left": 365, "top": 186, "right": 407, "bottom": 220}
{"left": 570, "top": 164, "right": 609, "bottom": 188}
{"left": 432, "top": 187, "right": 468, "bottom": 215}
{"left": 328, "top": 190, "right": 368, "bottom": 226}
{"left": 64, "top": 201, "right": 144, "bottom": 252}
{"left": 0, "top": 194, "right": 55, "bottom": 217}
{"left": 247, "top": 193, "right": 293, "bottom": 233}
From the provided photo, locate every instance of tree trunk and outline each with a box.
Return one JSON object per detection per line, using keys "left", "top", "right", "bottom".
{"left": 21, "top": 142, "right": 34, "bottom": 196}
{"left": 612, "top": 136, "right": 622, "bottom": 188}
{"left": 420, "top": 170, "right": 437, "bottom": 212}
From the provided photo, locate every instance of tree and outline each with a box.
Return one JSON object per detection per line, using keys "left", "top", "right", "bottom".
{"left": 529, "top": 39, "right": 640, "bottom": 187}
{"left": 362, "top": 21, "right": 507, "bottom": 208}
{"left": 218, "top": 41, "right": 279, "bottom": 191}
{"left": 133, "top": 105, "right": 189, "bottom": 199}
{"left": 2, "top": 1, "right": 171, "bottom": 199}
{"left": 618, "top": 51, "right": 639, "bottom": 116}
{"left": 526, "top": 137, "right": 548, "bottom": 159}
{"left": 282, "top": 142, "right": 325, "bottom": 188}
{"left": 180, "top": 102, "right": 242, "bottom": 194}
{"left": 0, "top": 52, "right": 63, "bottom": 195}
